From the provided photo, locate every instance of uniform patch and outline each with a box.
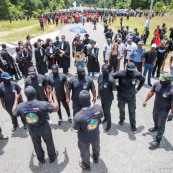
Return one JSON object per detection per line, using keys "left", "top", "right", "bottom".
{"left": 83, "top": 84, "right": 87, "bottom": 90}
{"left": 87, "top": 119, "right": 98, "bottom": 131}
{"left": 26, "top": 113, "right": 38, "bottom": 124}
{"left": 39, "top": 83, "right": 42, "bottom": 87}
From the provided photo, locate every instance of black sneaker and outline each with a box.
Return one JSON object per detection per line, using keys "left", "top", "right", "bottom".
{"left": 39, "top": 159, "right": 45, "bottom": 164}
{"left": 23, "top": 124, "right": 27, "bottom": 130}
{"left": 148, "top": 127, "right": 158, "bottom": 132}
{"left": 104, "top": 126, "right": 111, "bottom": 132}
{"left": 91, "top": 155, "right": 99, "bottom": 163}
{"left": 102, "top": 119, "right": 107, "bottom": 124}
{"left": 11, "top": 125, "right": 18, "bottom": 132}
{"left": 148, "top": 83, "right": 152, "bottom": 87}
{"left": 68, "top": 117, "right": 72, "bottom": 123}
{"left": 58, "top": 119, "right": 63, "bottom": 126}
{"left": 131, "top": 127, "right": 137, "bottom": 133}
{"left": 149, "top": 141, "right": 160, "bottom": 148}
{"left": 118, "top": 120, "right": 124, "bottom": 126}
{"left": 79, "top": 161, "right": 90, "bottom": 170}
{"left": 50, "top": 153, "right": 58, "bottom": 163}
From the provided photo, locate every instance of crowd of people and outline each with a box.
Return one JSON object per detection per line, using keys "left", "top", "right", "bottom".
{"left": 1, "top": 9, "right": 173, "bottom": 170}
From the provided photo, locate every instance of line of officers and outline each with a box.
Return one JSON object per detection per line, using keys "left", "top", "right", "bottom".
{"left": 0, "top": 62, "right": 173, "bottom": 168}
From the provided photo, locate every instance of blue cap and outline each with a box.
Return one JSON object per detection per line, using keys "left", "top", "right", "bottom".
{"left": 0, "top": 72, "right": 12, "bottom": 79}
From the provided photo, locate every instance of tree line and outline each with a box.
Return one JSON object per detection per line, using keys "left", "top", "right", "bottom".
{"left": 0, "top": 0, "right": 173, "bottom": 20}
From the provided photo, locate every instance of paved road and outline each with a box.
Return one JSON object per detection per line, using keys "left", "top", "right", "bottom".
{"left": 0, "top": 23, "right": 173, "bottom": 173}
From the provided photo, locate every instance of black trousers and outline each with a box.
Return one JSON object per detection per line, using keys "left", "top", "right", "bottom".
{"left": 109, "top": 60, "right": 118, "bottom": 72}
{"left": 73, "top": 102, "right": 82, "bottom": 117}
{"left": 63, "top": 67, "right": 68, "bottom": 74}
{"left": 101, "top": 101, "right": 112, "bottom": 127}
{"left": 7, "top": 110, "right": 26, "bottom": 127}
{"left": 152, "top": 60, "right": 163, "bottom": 78}
{"left": 58, "top": 99, "right": 71, "bottom": 119}
{"left": 153, "top": 107, "right": 169, "bottom": 142}
{"left": 132, "top": 61, "right": 142, "bottom": 73}
{"left": 31, "top": 128, "right": 56, "bottom": 161}
{"left": 78, "top": 139, "right": 100, "bottom": 167}
{"left": 118, "top": 98, "right": 136, "bottom": 128}
{"left": 0, "top": 127, "right": 2, "bottom": 133}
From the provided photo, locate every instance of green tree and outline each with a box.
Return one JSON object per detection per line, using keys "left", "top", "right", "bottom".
{"left": 153, "top": 1, "right": 166, "bottom": 11}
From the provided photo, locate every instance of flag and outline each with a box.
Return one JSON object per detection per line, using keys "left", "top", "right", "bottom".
{"left": 73, "top": 1, "right": 77, "bottom": 7}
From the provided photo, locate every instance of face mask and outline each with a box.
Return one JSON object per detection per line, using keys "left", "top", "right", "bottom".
{"left": 31, "top": 73, "right": 37, "bottom": 79}
{"left": 3, "top": 79, "right": 11, "bottom": 85}
{"left": 102, "top": 71, "right": 109, "bottom": 77}
{"left": 126, "top": 70, "right": 133, "bottom": 77}
{"left": 160, "top": 80, "right": 171, "bottom": 87}
{"left": 53, "top": 72, "right": 58, "bottom": 77}
{"left": 77, "top": 69, "right": 85, "bottom": 80}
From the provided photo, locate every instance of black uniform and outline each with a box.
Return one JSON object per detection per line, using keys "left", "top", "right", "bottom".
{"left": 47, "top": 73, "right": 70, "bottom": 119}
{"left": 0, "top": 81, "right": 26, "bottom": 128}
{"left": 25, "top": 74, "right": 47, "bottom": 101}
{"left": 14, "top": 100, "right": 56, "bottom": 162}
{"left": 151, "top": 81, "right": 173, "bottom": 142}
{"left": 67, "top": 75, "right": 95, "bottom": 116}
{"left": 98, "top": 73, "right": 116, "bottom": 128}
{"left": 72, "top": 104, "right": 103, "bottom": 168}
{"left": 152, "top": 46, "right": 168, "bottom": 78}
{"left": 112, "top": 70, "right": 145, "bottom": 129}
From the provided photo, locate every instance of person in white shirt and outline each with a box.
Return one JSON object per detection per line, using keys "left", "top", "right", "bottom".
{"left": 117, "top": 38, "right": 125, "bottom": 71}
{"left": 124, "top": 38, "right": 137, "bottom": 69}
{"left": 103, "top": 38, "right": 112, "bottom": 64}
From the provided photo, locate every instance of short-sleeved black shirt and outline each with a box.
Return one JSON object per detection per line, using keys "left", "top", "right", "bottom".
{"left": 151, "top": 81, "right": 173, "bottom": 111}
{"left": 143, "top": 51, "right": 157, "bottom": 64}
{"left": 112, "top": 70, "right": 145, "bottom": 102}
{"left": 46, "top": 73, "right": 67, "bottom": 101}
{"left": 0, "top": 81, "right": 21, "bottom": 110}
{"left": 25, "top": 74, "right": 47, "bottom": 101}
{"left": 72, "top": 104, "right": 103, "bottom": 143}
{"left": 66, "top": 75, "right": 95, "bottom": 105}
{"left": 14, "top": 100, "right": 54, "bottom": 136}
{"left": 156, "top": 46, "right": 168, "bottom": 61}
{"left": 98, "top": 74, "right": 116, "bottom": 103}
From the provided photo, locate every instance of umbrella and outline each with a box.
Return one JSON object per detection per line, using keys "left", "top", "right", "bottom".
{"left": 69, "top": 27, "right": 87, "bottom": 34}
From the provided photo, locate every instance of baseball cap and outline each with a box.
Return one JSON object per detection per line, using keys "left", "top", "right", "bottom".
{"left": 126, "top": 62, "right": 136, "bottom": 71}
{"left": 137, "top": 41, "right": 143, "bottom": 45}
{"left": 0, "top": 72, "right": 12, "bottom": 80}
{"left": 159, "top": 73, "right": 172, "bottom": 81}
{"left": 151, "top": 43, "right": 156, "bottom": 48}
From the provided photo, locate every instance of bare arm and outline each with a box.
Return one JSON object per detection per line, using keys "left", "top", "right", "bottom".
{"left": 143, "top": 90, "right": 155, "bottom": 107}
{"left": 51, "top": 87, "right": 59, "bottom": 112}
{"left": 91, "top": 89, "right": 96, "bottom": 103}
{"left": 46, "top": 85, "right": 52, "bottom": 102}
{"left": 66, "top": 90, "right": 71, "bottom": 104}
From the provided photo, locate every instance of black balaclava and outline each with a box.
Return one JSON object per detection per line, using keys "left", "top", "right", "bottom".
{"left": 3, "top": 78, "right": 11, "bottom": 86}
{"left": 25, "top": 86, "right": 36, "bottom": 101}
{"left": 160, "top": 80, "right": 171, "bottom": 87}
{"left": 102, "top": 64, "right": 109, "bottom": 78}
{"left": 79, "top": 90, "right": 91, "bottom": 108}
{"left": 77, "top": 67, "right": 85, "bottom": 80}
{"left": 31, "top": 72, "right": 37, "bottom": 79}
{"left": 126, "top": 70, "right": 134, "bottom": 77}
{"left": 52, "top": 65, "right": 59, "bottom": 77}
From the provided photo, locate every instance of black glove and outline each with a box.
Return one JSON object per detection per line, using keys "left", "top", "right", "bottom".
{"left": 167, "top": 114, "right": 173, "bottom": 122}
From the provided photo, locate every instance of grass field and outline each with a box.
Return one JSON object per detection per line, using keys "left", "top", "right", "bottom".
{"left": 111, "top": 14, "right": 173, "bottom": 72}
{"left": 0, "top": 19, "right": 63, "bottom": 42}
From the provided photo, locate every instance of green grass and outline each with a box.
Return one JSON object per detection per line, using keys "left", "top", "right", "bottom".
{"left": 0, "top": 19, "right": 63, "bottom": 42}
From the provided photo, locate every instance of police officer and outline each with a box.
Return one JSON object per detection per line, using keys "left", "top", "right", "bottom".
{"left": 66, "top": 67, "right": 96, "bottom": 117}
{"left": 98, "top": 64, "right": 116, "bottom": 132}
{"left": 72, "top": 90, "right": 103, "bottom": 170}
{"left": 47, "top": 65, "right": 72, "bottom": 125}
{"left": 25, "top": 67, "right": 47, "bottom": 101}
{"left": 0, "top": 72, "right": 26, "bottom": 132}
{"left": 143, "top": 73, "right": 173, "bottom": 148}
{"left": 12, "top": 86, "right": 59, "bottom": 163}
{"left": 112, "top": 62, "right": 145, "bottom": 133}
